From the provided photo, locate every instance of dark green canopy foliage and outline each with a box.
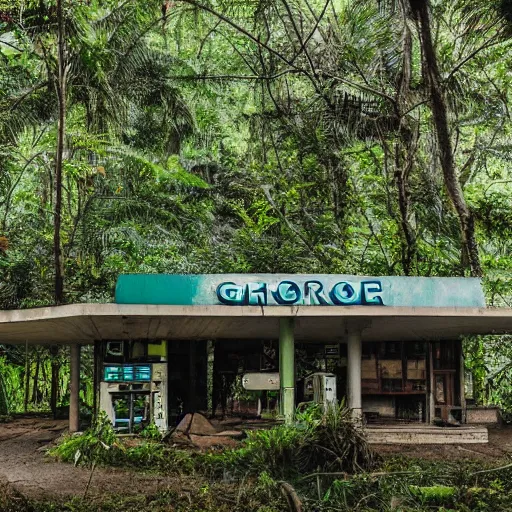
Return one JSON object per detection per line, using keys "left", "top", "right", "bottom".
{"left": 1, "top": 0, "right": 512, "bottom": 412}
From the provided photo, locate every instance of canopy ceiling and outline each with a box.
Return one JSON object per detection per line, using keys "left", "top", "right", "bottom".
{"left": 0, "top": 304, "right": 511, "bottom": 345}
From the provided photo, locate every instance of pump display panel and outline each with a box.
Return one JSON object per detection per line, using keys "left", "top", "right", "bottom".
{"left": 103, "top": 364, "right": 151, "bottom": 382}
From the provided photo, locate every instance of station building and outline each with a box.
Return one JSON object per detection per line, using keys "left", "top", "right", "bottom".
{"left": 0, "top": 273, "right": 509, "bottom": 443}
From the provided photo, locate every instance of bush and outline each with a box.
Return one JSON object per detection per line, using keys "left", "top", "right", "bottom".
{"left": 51, "top": 412, "right": 194, "bottom": 473}
{"left": 410, "top": 485, "right": 457, "bottom": 507}
{"left": 51, "top": 404, "right": 375, "bottom": 481}
{"left": 202, "top": 403, "right": 376, "bottom": 479}
{"left": 50, "top": 411, "right": 123, "bottom": 466}
{"left": 140, "top": 421, "right": 162, "bottom": 441}
{"left": 311, "top": 404, "right": 376, "bottom": 472}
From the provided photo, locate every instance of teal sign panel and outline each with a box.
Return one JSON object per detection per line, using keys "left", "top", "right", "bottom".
{"left": 115, "top": 274, "right": 485, "bottom": 308}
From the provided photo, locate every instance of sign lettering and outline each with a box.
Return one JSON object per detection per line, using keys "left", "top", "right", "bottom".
{"left": 216, "top": 280, "right": 384, "bottom": 306}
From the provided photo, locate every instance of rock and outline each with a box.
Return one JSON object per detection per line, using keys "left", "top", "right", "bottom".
{"left": 215, "top": 430, "right": 245, "bottom": 438}
{"left": 175, "top": 413, "right": 218, "bottom": 436}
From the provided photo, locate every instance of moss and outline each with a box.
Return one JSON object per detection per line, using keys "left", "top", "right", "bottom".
{"left": 410, "top": 485, "right": 457, "bottom": 505}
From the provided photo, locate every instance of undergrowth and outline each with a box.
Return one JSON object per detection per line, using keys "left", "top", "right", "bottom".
{"left": 7, "top": 457, "right": 512, "bottom": 511}
{"left": 51, "top": 404, "right": 375, "bottom": 478}
{"left": 0, "top": 475, "right": 288, "bottom": 512}
{"left": 46, "top": 407, "right": 512, "bottom": 511}
{"left": 200, "top": 403, "right": 376, "bottom": 479}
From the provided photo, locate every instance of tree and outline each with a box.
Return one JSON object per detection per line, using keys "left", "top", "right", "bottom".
{"left": 0, "top": 0, "right": 197, "bottom": 304}
{"left": 54, "top": 0, "right": 67, "bottom": 303}
{"left": 408, "top": 0, "right": 481, "bottom": 276}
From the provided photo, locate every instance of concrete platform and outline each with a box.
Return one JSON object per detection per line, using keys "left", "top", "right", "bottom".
{"left": 366, "top": 424, "right": 488, "bottom": 444}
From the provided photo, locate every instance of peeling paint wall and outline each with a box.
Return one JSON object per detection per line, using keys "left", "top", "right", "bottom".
{"left": 362, "top": 396, "right": 395, "bottom": 417}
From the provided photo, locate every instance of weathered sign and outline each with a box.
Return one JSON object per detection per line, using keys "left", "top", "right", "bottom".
{"left": 115, "top": 274, "right": 486, "bottom": 308}
{"left": 242, "top": 372, "right": 280, "bottom": 391}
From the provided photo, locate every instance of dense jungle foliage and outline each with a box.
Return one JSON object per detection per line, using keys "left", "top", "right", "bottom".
{"left": 2, "top": 0, "right": 512, "bottom": 411}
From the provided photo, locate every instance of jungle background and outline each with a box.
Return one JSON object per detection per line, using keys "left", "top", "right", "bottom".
{"left": 1, "top": 0, "right": 512, "bottom": 426}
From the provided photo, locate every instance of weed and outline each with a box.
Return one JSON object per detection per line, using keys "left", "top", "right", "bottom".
{"left": 197, "top": 403, "right": 376, "bottom": 480}
{"left": 140, "top": 421, "right": 162, "bottom": 441}
{"left": 50, "top": 411, "right": 123, "bottom": 466}
{"left": 410, "top": 485, "right": 457, "bottom": 506}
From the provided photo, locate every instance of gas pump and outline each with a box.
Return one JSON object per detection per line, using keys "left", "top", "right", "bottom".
{"left": 98, "top": 341, "right": 168, "bottom": 433}
{"left": 304, "top": 372, "right": 337, "bottom": 409}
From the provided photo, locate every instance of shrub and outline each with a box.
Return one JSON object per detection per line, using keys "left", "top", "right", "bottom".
{"left": 310, "top": 403, "right": 376, "bottom": 473}
{"left": 50, "top": 411, "right": 123, "bottom": 466}
{"left": 410, "top": 485, "right": 457, "bottom": 507}
{"left": 203, "top": 403, "right": 376, "bottom": 479}
{"left": 140, "top": 421, "right": 162, "bottom": 441}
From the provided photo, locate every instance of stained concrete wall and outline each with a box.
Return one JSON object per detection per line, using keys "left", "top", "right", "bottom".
{"left": 466, "top": 406, "right": 501, "bottom": 424}
{"left": 362, "top": 396, "right": 395, "bottom": 417}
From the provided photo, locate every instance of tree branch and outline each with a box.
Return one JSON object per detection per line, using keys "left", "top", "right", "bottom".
{"left": 291, "top": 0, "right": 329, "bottom": 63}
{"left": 176, "top": 0, "right": 294, "bottom": 67}
{"left": 322, "top": 72, "right": 396, "bottom": 105}
{"left": 445, "top": 35, "right": 505, "bottom": 83}
{"left": 169, "top": 70, "right": 300, "bottom": 81}
{"left": 9, "top": 82, "right": 49, "bottom": 111}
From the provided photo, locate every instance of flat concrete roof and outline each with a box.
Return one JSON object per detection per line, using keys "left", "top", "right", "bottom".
{"left": 1, "top": 304, "right": 512, "bottom": 344}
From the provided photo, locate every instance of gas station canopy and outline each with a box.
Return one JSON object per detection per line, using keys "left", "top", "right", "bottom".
{"left": 1, "top": 303, "right": 512, "bottom": 345}
{"left": 0, "top": 274, "right": 511, "bottom": 345}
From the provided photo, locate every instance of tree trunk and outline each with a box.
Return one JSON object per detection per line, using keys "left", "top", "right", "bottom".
{"left": 51, "top": 361, "right": 59, "bottom": 418}
{"left": 394, "top": 6, "right": 417, "bottom": 275}
{"left": 40, "top": 359, "right": 48, "bottom": 403}
{"left": 54, "top": 0, "right": 67, "bottom": 304}
{"left": 0, "top": 372, "right": 8, "bottom": 416}
{"left": 409, "top": 0, "right": 482, "bottom": 276}
{"left": 394, "top": 134, "right": 417, "bottom": 275}
{"left": 31, "top": 350, "right": 40, "bottom": 404}
{"left": 50, "top": 346, "right": 60, "bottom": 419}
{"left": 24, "top": 344, "right": 30, "bottom": 413}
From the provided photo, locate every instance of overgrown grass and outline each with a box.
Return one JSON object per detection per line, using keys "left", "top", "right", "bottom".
{"left": 47, "top": 408, "right": 512, "bottom": 511}
{"left": 0, "top": 476, "right": 288, "bottom": 512}
{"left": 5, "top": 460, "right": 512, "bottom": 511}
{"left": 200, "top": 404, "right": 376, "bottom": 479}
{"left": 294, "top": 456, "right": 512, "bottom": 511}
{"left": 51, "top": 404, "right": 375, "bottom": 478}
{"left": 50, "top": 412, "right": 180, "bottom": 472}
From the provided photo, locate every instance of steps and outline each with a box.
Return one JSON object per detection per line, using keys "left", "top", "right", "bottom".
{"left": 366, "top": 424, "right": 488, "bottom": 444}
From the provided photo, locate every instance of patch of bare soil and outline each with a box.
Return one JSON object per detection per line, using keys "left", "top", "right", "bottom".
{"left": 373, "top": 425, "right": 512, "bottom": 461}
{"left": 0, "top": 416, "right": 175, "bottom": 501}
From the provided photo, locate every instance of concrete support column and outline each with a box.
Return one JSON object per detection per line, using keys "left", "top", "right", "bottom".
{"left": 188, "top": 341, "right": 197, "bottom": 412}
{"left": 49, "top": 345, "right": 60, "bottom": 420}
{"left": 347, "top": 330, "right": 362, "bottom": 421}
{"left": 279, "top": 318, "right": 295, "bottom": 424}
{"left": 69, "top": 344, "right": 81, "bottom": 433}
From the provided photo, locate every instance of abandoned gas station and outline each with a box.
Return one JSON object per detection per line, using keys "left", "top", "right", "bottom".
{"left": 1, "top": 273, "right": 512, "bottom": 444}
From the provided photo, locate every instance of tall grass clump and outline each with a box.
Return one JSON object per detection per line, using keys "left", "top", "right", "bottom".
{"left": 50, "top": 412, "right": 184, "bottom": 471}
{"left": 214, "top": 403, "right": 376, "bottom": 479}
{"left": 50, "top": 411, "right": 123, "bottom": 466}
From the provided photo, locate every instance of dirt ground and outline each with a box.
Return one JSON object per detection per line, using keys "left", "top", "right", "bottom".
{"left": 0, "top": 416, "right": 177, "bottom": 501}
{"left": 1, "top": 416, "right": 512, "bottom": 501}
